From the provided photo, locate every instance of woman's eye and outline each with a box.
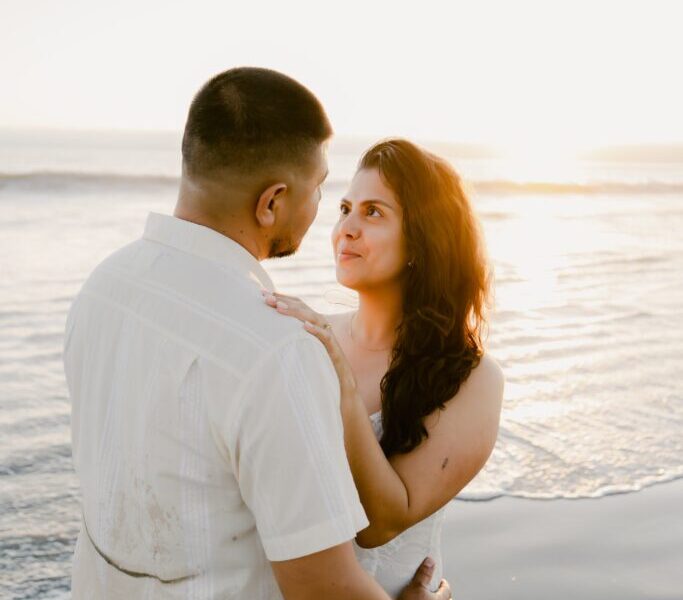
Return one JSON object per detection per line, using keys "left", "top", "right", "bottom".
{"left": 340, "top": 204, "right": 350, "bottom": 215}
{"left": 367, "top": 206, "right": 382, "bottom": 217}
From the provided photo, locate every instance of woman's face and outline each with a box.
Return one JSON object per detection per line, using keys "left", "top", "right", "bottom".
{"left": 332, "top": 168, "right": 407, "bottom": 291}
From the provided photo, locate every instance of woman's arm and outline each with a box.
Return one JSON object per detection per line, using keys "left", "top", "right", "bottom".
{"left": 339, "top": 388, "right": 414, "bottom": 547}
{"left": 342, "top": 353, "right": 503, "bottom": 548}
{"left": 263, "top": 291, "right": 504, "bottom": 548}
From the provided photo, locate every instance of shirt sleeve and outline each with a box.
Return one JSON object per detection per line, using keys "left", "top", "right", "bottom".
{"left": 230, "top": 334, "right": 369, "bottom": 562}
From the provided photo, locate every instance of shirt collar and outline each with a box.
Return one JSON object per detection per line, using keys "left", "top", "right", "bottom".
{"left": 142, "top": 212, "right": 275, "bottom": 292}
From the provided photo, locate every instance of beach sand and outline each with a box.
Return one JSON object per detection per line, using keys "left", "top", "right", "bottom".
{"left": 442, "top": 479, "right": 683, "bottom": 600}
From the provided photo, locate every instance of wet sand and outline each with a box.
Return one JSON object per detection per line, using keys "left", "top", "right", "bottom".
{"left": 441, "top": 479, "right": 683, "bottom": 600}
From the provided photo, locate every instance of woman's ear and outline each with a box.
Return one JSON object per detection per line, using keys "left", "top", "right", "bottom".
{"left": 254, "top": 182, "right": 287, "bottom": 228}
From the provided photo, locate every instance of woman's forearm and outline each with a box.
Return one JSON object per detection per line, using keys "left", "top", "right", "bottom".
{"left": 340, "top": 391, "right": 410, "bottom": 548}
{"left": 260, "top": 297, "right": 417, "bottom": 547}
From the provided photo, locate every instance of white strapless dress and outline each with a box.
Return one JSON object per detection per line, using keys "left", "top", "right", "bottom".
{"left": 353, "top": 411, "right": 446, "bottom": 597}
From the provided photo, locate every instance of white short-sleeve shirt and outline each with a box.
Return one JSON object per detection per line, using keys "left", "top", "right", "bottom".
{"left": 64, "top": 212, "right": 368, "bottom": 599}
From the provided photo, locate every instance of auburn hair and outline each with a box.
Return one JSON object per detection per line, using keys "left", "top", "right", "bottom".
{"left": 358, "top": 139, "right": 491, "bottom": 457}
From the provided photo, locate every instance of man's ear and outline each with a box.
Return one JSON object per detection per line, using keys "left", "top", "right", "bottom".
{"left": 254, "top": 182, "right": 288, "bottom": 228}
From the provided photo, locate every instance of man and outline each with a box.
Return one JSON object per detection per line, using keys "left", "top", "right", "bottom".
{"left": 64, "top": 67, "right": 451, "bottom": 599}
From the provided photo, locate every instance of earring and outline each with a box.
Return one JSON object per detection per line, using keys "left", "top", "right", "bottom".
{"left": 408, "top": 261, "right": 414, "bottom": 268}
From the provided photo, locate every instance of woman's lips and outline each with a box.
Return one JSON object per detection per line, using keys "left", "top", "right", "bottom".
{"left": 338, "top": 250, "right": 361, "bottom": 262}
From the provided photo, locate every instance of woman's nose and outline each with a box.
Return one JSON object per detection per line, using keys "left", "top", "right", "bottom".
{"left": 339, "top": 211, "right": 360, "bottom": 239}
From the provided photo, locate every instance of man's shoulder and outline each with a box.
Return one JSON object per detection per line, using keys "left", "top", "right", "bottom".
{"left": 80, "top": 238, "right": 156, "bottom": 285}
{"left": 74, "top": 237, "right": 331, "bottom": 371}
{"left": 240, "top": 311, "right": 336, "bottom": 392}
{"left": 251, "top": 314, "right": 331, "bottom": 368}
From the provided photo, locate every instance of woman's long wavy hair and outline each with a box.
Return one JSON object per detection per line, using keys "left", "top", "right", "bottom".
{"left": 358, "top": 139, "right": 491, "bottom": 457}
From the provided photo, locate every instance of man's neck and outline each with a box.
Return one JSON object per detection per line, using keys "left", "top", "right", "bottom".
{"left": 174, "top": 181, "right": 264, "bottom": 260}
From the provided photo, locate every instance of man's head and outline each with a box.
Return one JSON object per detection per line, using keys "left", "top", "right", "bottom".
{"left": 178, "top": 67, "right": 332, "bottom": 259}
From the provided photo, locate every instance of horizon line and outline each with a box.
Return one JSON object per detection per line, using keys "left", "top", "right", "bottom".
{"left": 4, "top": 125, "right": 683, "bottom": 162}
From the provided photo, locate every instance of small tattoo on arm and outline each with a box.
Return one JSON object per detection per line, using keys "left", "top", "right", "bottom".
{"left": 441, "top": 457, "right": 449, "bottom": 470}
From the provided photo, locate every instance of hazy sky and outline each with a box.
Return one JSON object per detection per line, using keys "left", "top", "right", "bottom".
{"left": 2, "top": 0, "right": 682, "bottom": 153}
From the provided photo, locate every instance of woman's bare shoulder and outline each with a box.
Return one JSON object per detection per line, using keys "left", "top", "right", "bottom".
{"left": 434, "top": 353, "right": 504, "bottom": 426}
{"left": 390, "top": 353, "right": 504, "bottom": 528}
{"left": 469, "top": 353, "right": 505, "bottom": 394}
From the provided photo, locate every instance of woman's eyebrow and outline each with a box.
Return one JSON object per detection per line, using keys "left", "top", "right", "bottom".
{"left": 340, "top": 198, "right": 396, "bottom": 210}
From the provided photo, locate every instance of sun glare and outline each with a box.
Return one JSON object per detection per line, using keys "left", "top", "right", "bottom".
{"left": 492, "top": 138, "right": 592, "bottom": 185}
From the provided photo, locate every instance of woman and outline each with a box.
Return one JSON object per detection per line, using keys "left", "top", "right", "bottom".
{"left": 263, "top": 139, "right": 504, "bottom": 595}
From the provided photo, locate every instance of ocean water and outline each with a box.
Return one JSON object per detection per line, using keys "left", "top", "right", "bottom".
{"left": 1, "top": 130, "right": 682, "bottom": 597}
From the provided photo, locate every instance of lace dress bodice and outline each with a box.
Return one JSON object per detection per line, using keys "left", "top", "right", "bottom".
{"left": 352, "top": 411, "right": 446, "bottom": 597}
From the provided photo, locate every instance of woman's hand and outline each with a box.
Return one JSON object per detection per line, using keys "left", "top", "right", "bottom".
{"left": 261, "top": 291, "right": 357, "bottom": 397}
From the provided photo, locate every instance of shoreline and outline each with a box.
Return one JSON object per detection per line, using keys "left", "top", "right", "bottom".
{"left": 457, "top": 474, "right": 683, "bottom": 503}
{"left": 442, "top": 478, "right": 683, "bottom": 599}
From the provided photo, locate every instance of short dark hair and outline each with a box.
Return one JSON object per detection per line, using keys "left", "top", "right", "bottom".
{"left": 181, "top": 67, "right": 332, "bottom": 178}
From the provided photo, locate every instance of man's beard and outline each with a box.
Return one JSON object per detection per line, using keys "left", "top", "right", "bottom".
{"left": 268, "top": 236, "right": 300, "bottom": 259}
